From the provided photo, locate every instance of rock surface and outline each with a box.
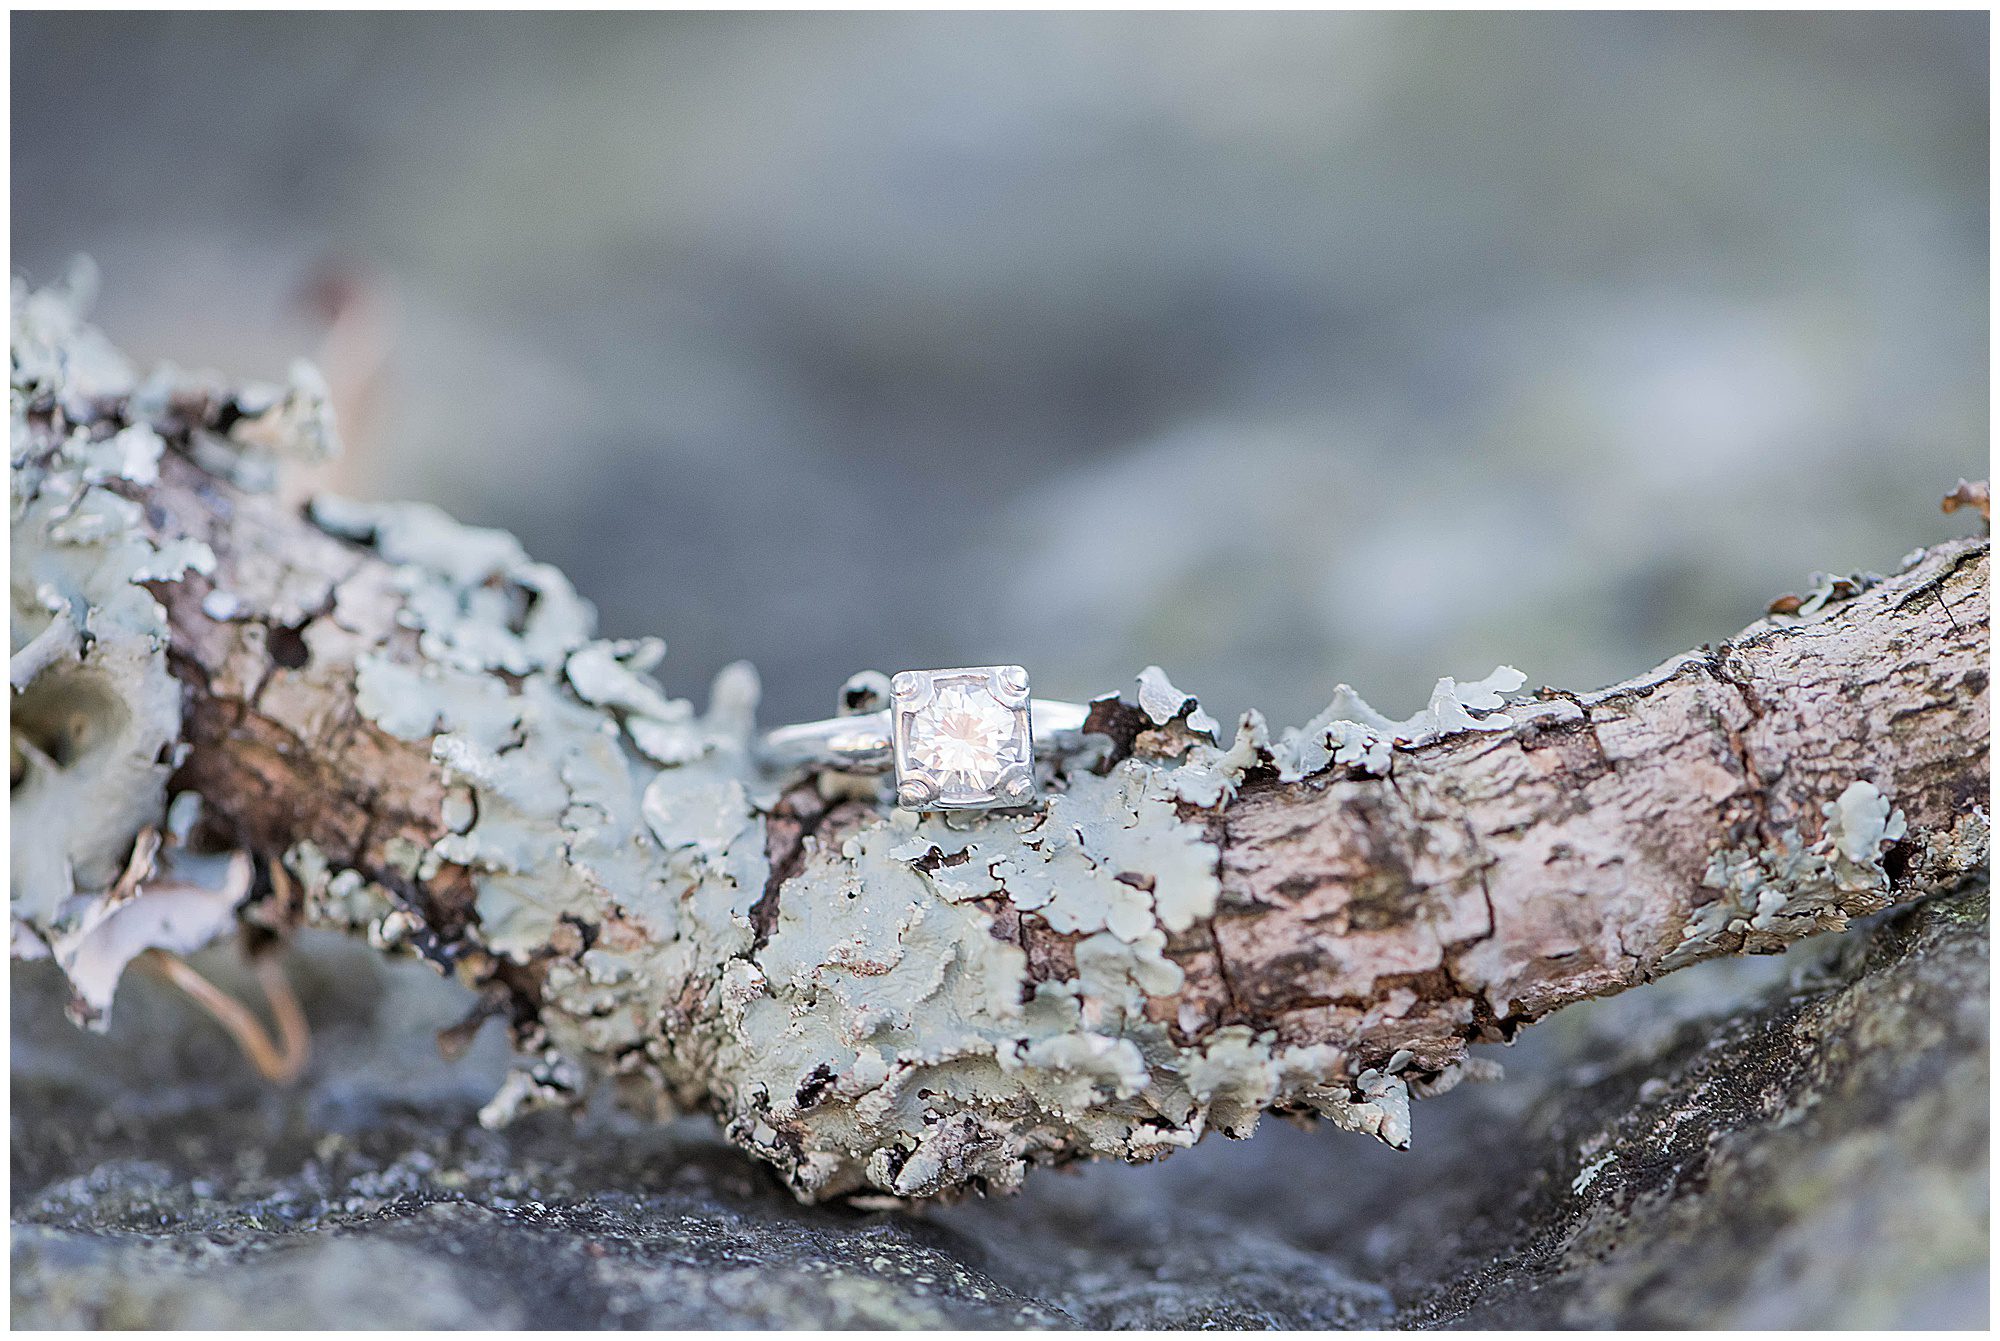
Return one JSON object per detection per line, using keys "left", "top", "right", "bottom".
{"left": 12, "top": 881, "right": 1986, "bottom": 1327}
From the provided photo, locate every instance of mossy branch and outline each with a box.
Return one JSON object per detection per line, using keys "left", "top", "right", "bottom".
{"left": 12, "top": 274, "right": 1989, "bottom": 1202}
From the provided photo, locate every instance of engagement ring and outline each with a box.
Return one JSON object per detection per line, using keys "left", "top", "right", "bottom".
{"left": 760, "top": 665, "right": 1093, "bottom": 810}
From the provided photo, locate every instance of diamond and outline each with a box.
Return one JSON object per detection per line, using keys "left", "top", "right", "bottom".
{"left": 910, "top": 686, "right": 1012, "bottom": 783}
{"left": 891, "top": 666, "right": 1035, "bottom": 809}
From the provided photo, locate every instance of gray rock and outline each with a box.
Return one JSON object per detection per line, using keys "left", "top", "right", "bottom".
{"left": 11, "top": 884, "right": 1985, "bottom": 1327}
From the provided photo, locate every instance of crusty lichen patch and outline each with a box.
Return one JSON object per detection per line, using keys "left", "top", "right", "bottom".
{"left": 10, "top": 267, "right": 235, "bottom": 1023}
{"left": 1663, "top": 780, "right": 1921, "bottom": 969}
{"left": 307, "top": 489, "right": 776, "bottom": 1127}
{"left": 681, "top": 667, "right": 1504, "bottom": 1199}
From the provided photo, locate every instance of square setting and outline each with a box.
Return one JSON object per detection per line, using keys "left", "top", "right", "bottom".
{"left": 890, "top": 666, "right": 1036, "bottom": 810}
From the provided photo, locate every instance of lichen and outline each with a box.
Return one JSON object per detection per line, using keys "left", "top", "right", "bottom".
{"left": 281, "top": 840, "right": 400, "bottom": 945}
{"left": 307, "top": 498, "right": 1933, "bottom": 1200}
{"left": 47, "top": 836, "right": 252, "bottom": 1029}
{"left": 1269, "top": 666, "right": 1527, "bottom": 782}
{"left": 306, "top": 483, "right": 772, "bottom": 1139}
{"left": 679, "top": 660, "right": 1507, "bottom": 1199}
{"left": 321, "top": 548, "right": 1436, "bottom": 1200}
{"left": 1147, "top": 662, "right": 1526, "bottom": 809}
{"left": 1767, "top": 570, "right": 1886, "bottom": 620}
{"left": 9, "top": 267, "right": 235, "bottom": 1023}
{"left": 714, "top": 754, "right": 1233, "bottom": 1199}
{"left": 131, "top": 354, "right": 336, "bottom": 492}
{"left": 1664, "top": 780, "right": 1911, "bottom": 969}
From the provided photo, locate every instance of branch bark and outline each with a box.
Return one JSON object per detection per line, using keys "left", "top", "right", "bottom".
{"left": 1185, "top": 543, "right": 1987, "bottom": 1066}
{"left": 11, "top": 280, "right": 1989, "bottom": 1202}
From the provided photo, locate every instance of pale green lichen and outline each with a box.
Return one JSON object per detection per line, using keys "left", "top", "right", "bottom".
{"left": 686, "top": 664, "right": 1462, "bottom": 1200}
{"left": 1784, "top": 570, "right": 1886, "bottom": 620}
{"left": 1134, "top": 663, "right": 1221, "bottom": 739}
{"left": 311, "top": 487, "right": 773, "bottom": 1136}
{"left": 314, "top": 517, "right": 1428, "bottom": 1198}
{"left": 1151, "top": 663, "right": 1527, "bottom": 809}
{"left": 281, "top": 840, "right": 400, "bottom": 944}
{"left": 1664, "top": 780, "right": 1913, "bottom": 970}
{"left": 307, "top": 528, "right": 1513, "bottom": 1198}
{"left": 119, "top": 343, "right": 336, "bottom": 493}
{"left": 311, "top": 496, "right": 593, "bottom": 677}
{"left": 46, "top": 840, "right": 253, "bottom": 1028}
{"left": 1270, "top": 665, "right": 1527, "bottom": 782}
{"left": 10, "top": 268, "right": 232, "bottom": 1022}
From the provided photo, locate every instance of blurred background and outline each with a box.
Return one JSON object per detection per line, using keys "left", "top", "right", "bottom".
{"left": 12, "top": 10, "right": 1986, "bottom": 731}
{"left": 11, "top": 12, "right": 1989, "bottom": 1327}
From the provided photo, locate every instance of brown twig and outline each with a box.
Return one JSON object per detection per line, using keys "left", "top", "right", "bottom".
{"left": 1943, "top": 478, "right": 1990, "bottom": 527}
{"left": 144, "top": 947, "right": 311, "bottom": 1084}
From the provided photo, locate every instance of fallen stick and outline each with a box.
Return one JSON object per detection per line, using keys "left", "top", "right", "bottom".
{"left": 11, "top": 272, "right": 1988, "bottom": 1202}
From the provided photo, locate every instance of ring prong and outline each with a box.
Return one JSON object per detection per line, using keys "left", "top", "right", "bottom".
{"left": 992, "top": 664, "right": 1031, "bottom": 707}
{"left": 840, "top": 670, "right": 893, "bottom": 716}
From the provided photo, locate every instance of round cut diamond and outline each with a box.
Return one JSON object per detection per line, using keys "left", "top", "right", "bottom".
{"left": 907, "top": 684, "right": 1014, "bottom": 790}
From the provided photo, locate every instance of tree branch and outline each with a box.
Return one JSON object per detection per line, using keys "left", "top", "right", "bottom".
{"left": 11, "top": 275, "right": 1989, "bottom": 1202}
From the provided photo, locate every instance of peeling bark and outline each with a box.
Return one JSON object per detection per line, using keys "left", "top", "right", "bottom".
{"left": 1174, "top": 546, "right": 1988, "bottom": 1074}
{"left": 147, "top": 449, "right": 491, "bottom": 954}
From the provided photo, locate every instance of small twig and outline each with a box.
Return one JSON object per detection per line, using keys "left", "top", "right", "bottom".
{"left": 1936, "top": 587, "right": 1962, "bottom": 634}
{"left": 112, "top": 826, "right": 162, "bottom": 898}
{"left": 1942, "top": 478, "right": 1990, "bottom": 527}
{"left": 266, "top": 857, "right": 300, "bottom": 924}
{"left": 144, "top": 948, "right": 311, "bottom": 1084}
